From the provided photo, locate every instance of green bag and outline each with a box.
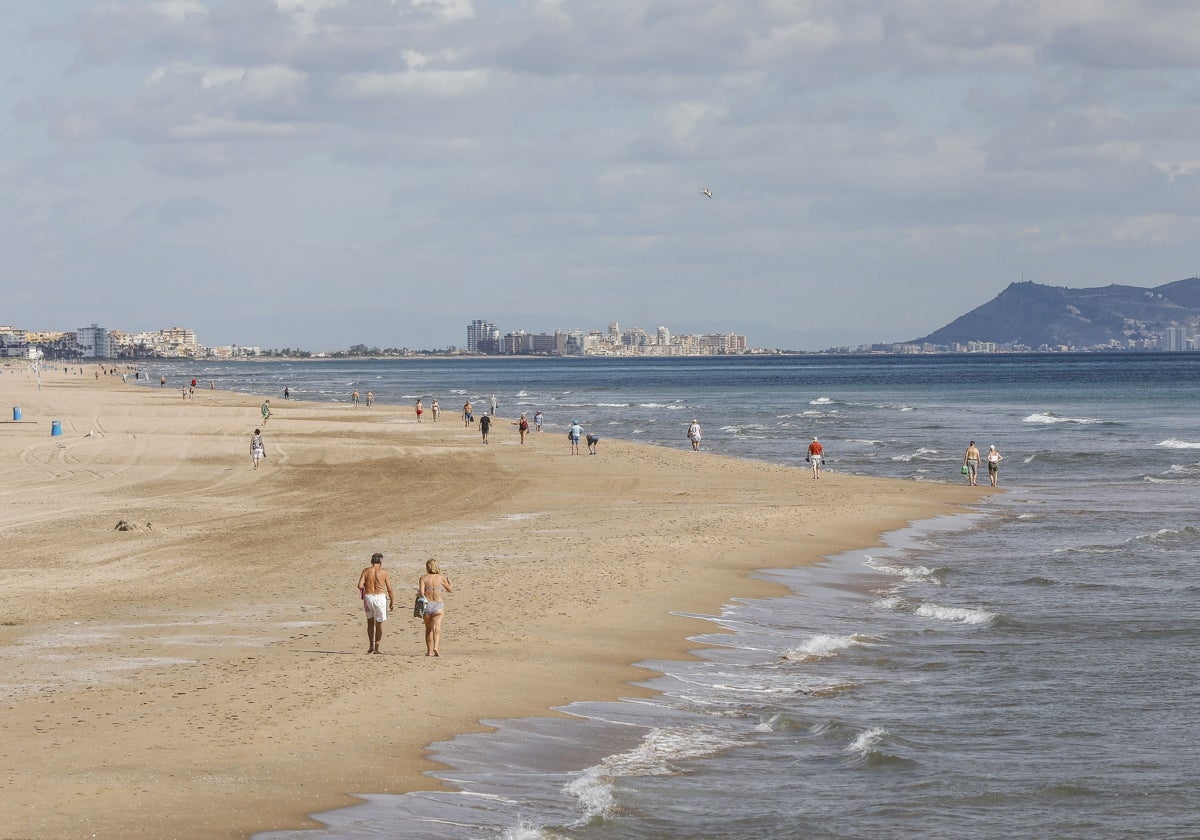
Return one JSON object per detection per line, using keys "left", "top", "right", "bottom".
{"left": 960, "top": 464, "right": 970, "bottom": 475}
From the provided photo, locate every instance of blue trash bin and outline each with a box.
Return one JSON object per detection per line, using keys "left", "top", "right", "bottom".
{"left": 11, "top": 406, "right": 20, "bottom": 421}
{"left": 51, "top": 420, "right": 62, "bottom": 436}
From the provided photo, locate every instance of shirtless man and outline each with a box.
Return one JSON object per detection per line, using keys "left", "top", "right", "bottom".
{"left": 356, "top": 553, "right": 395, "bottom": 654}
{"left": 963, "top": 441, "right": 981, "bottom": 486}
{"left": 463, "top": 400, "right": 473, "bottom": 426}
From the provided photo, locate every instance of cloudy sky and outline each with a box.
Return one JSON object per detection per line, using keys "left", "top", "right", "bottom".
{"left": 4, "top": 1, "right": 1200, "bottom": 351}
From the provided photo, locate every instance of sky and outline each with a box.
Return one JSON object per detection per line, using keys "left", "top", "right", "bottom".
{"left": 3, "top": 0, "right": 1200, "bottom": 351}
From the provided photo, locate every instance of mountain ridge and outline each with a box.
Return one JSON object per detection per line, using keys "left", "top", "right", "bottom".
{"left": 910, "top": 278, "right": 1200, "bottom": 349}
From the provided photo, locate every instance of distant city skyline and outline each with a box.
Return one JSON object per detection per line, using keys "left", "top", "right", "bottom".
{"left": 5, "top": 4, "right": 1200, "bottom": 352}
{"left": 463, "top": 318, "right": 749, "bottom": 355}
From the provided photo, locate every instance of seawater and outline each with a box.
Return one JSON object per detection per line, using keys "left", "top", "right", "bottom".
{"left": 141, "top": 355, "right": 1200, "bottom": 839}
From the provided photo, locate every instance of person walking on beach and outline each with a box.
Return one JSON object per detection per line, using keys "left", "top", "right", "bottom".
{"left": 366, "top": 390, "right": 373, "bottom": 407}
{"left": 418, "top": 559, "right": 453, "bottom": 657}
{"left": 687, "top": 419, "right": 702, "bottom": 451}
{"left": 807, "top": 437, "right": 825, "bottom": 478}
{"left": 283, "top": 386, "right": 289, "bottom": 400}
{"left": 463, "top": 400, "right": 473, "bottom": 426}
{"left": 260, "top": 399, "right": 271, "bottom": 425}
{"left": 515, "top": 413, "right": 529, "bottom": 444}
{"left": 964, "top": 441, "right": 981, "bottom": 486}
{"left": 160, "top": 375, "right": 166, "bottom": 388}
{"left": 568, "top": 420, "right": 583, "bottom": 455}
{"left": 986, "top": 445, "right": 1003, "bottom": 487}
{"left": 416, "top": 399, "right": 424, "bottom": 422}
{"left": 250, "top": 428, "right": 266, "bottom": 470}
{"left": 357, "top": 553, "right": 395, "bottom": 655}
{"left": 352, "top": 390, "right": 360, "bottom": 409}
{"left": 431, "top": 399, "right": 440, "bottom": 421}
{"left": 479, "top": 412, "right": 492, "bottom": 443}
{"left": 534, "top": 410, "right": 543, "bottom": 432}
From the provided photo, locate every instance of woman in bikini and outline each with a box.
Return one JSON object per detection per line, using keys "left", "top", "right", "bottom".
{"left": 419, "top": 559, "right": 453, "bottom": 657}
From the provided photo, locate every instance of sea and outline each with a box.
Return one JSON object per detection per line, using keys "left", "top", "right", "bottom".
{"left": 138, "top": 354, "right": 1200, "bottom": 839}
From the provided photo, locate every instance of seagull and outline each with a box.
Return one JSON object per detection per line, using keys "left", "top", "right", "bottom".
{"left": 701, "top": 187, "right": 712, "bottom": 198}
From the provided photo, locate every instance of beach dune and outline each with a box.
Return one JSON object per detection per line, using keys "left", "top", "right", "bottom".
{"left": 0, "top": 365, "right": 982, "bottom": 838}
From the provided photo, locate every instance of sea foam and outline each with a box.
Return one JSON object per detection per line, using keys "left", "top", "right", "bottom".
{"left": 563, "top": 727, "right": 744, "bottom": 821}
{"left": 915, "top": 603, "right": 995, "bottom": 625}
{"left": 783, "top": 633, "right": 878, "bottom": 662}
{"left": 1156, "top": 438, "right": 1200, "bottom": 449}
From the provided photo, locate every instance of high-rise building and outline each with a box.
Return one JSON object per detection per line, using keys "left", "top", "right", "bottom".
{"left": 77, "top": 324, "right": 115, "bottom": 359}
{"left": 1160, "top": 327, "right": 1189, "bottom": 351}
{"left": 466, "top": 319, "right": 499, "bottom": 354}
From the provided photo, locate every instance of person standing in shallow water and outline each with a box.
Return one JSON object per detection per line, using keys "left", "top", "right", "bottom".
{"left": 357, "top": 553, "right": 394, "bottom": 655}
{"left": 986, "top": 445, "right": 1003, "bottom": 487}
{"left": 419, "top": 559, "right": 453, "bottom": 657}
{"left": 687, "top": 419, "right": 702, "bottom": 451}
{"left": 963, "top": 440, "right": 981, "bottom": 486}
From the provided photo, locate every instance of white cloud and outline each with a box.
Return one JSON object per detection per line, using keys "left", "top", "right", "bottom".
{"left": 6, "top": 0, "right": 1200, "bottom": 349}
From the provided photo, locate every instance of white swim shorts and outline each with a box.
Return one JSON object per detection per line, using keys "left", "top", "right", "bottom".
{"left": 363, "top": 593, "right": 388, "bottom": 622}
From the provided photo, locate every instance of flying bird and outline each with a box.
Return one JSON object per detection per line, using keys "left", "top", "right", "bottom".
{"left": 701, "top": 187, "right": 712, "bottom": 198}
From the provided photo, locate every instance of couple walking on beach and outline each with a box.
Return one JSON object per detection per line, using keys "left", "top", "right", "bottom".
{"left": 357, "top": 554, "right": 453, "bottom": 656}
{"left": 963, "top": 440, "right": 1003, "bottom": 486}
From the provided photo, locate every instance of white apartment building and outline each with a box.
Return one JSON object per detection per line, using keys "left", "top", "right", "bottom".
{"left": 77, "top": 324, "right": 115, "bottom": 358}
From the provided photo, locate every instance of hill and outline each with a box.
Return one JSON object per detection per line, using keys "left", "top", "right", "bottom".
{"left": 911, "top": 278, "right": 1200, "bottom": 349}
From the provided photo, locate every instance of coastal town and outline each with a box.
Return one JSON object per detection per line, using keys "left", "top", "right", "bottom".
{"left": 0, "top": 320, "right": 752, "bottom": 360}
{"left": 6, "top": 278, "right": 1200, "bottom": 360}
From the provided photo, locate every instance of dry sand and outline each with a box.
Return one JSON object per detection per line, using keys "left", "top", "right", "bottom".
{"left": 0, "top": 363, "right": 985, "bottom": 839}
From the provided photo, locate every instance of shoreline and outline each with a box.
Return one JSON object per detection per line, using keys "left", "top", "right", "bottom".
{"left": 0, "top": 366, "right": 987, "bottom": 839}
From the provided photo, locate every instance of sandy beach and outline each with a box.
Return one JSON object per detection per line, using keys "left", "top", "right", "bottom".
{"left": 0, "top": 364, "right": 985, "bottom": 839}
